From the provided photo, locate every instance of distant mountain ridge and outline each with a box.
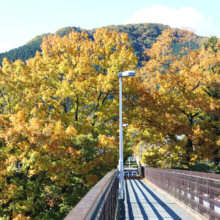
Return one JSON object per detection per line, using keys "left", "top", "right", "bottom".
{"left": 0, "top": 23, "right": 206, "bottom": 67}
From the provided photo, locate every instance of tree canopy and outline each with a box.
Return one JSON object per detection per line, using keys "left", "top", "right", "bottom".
{"left": 133, "top": 29, "right": 220, "bottom": 168}
{"left": 0, "top": 29, "right": 138, "bottom": 219}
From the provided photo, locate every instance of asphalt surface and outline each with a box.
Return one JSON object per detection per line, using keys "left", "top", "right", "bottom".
{"left": 121, "top": 178, "right": 196, "bottom": 220}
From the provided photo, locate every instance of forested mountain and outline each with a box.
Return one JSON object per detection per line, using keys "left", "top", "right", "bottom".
{"left": 0, "top": 23, "right": 205, "bottom": 67}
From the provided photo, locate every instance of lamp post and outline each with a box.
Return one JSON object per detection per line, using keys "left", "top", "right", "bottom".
{"left": 118, "top": 70, "right": 136, "bottom": 200}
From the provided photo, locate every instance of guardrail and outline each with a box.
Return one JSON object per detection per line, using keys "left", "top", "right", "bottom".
{"left": 64, "top": 170, "right": 119, "bottom": 220}
{"left": 124, "top": 171, "right": 137, "bottom": 177}
{"left": 143, "top": 167, "right": 220, "bottom": 220}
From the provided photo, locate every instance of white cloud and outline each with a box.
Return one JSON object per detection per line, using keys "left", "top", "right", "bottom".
{"left": 124, "top": 5, "right": 219, "bottom": 37}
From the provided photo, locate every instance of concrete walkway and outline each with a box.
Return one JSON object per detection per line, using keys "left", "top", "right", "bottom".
{"left": 121, "top": 178, "right": 196, "bottom": 220}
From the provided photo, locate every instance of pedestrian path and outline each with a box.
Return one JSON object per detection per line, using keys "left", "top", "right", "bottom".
{"left": 121, "top": 178, "right": 196, "bottom": 220}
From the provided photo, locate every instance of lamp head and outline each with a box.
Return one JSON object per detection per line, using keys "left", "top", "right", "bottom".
{"left": 118, "top": 70, "right": 136, "bottom": 77}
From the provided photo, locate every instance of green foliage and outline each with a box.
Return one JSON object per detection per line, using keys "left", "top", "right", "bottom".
{"left": 204, "top": 36, "right": 220, "bottom": 54}
{"left": 130, "top": 164, "right": 138, "bottom": 168}
{"left": 26, "top": 33, "right": 50, "bottom": 45}
{"left": 104, "top": 23, "right": 168, "bottom": 66}
{"left": 124, "top": 159, "right": 137, "bottom": 168}
{"left": 172, "top": 162, "right": 220, "bottom": 174}
{"left": 0, "top": 43, "right": 41, "bottom": 66}
{"left": 56, "top": 26, "right": 81, "bottom": 37}
{"left": 172, "top": 41, "right": 200, "bottom": 56}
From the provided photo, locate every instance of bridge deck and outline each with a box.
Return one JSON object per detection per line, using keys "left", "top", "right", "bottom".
{"left": 121, "top": 178, "right": 196, "bottom": 220}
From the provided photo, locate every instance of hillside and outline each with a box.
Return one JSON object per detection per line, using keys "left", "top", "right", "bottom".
{"left": 0, "top": 23, "right": 205, "bottom": 67}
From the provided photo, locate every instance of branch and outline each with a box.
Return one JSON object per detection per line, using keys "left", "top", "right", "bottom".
{"left": 176, "top": 82, "right": 186, "bottom": 93}
{"left": 191, "top": 81, "right": 200, "bottom": 91}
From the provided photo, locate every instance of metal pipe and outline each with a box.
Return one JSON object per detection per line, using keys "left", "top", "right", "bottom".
{"left": 119, "top": 76, "right": 124, "bottom": 200}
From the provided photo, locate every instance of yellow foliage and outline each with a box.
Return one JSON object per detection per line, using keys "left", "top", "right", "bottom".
{"left": 12, "top": 214, "right": 31, "bottom": 220}
{"left": 0, "top": 28, "right": 138, "bottom": 218}
{"left": 134, "top": 29, "right": 220, "bottom": 166}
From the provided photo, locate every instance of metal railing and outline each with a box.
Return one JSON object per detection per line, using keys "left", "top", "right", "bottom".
{"left": 64, "top": 170, "right": 119, "bottom": 220}
{"left": 93, "top": 171, "right": 119, "bottom": 220}
{"left": 143, "top": 167, "right": 220, "bottom": 220}
{"left": 124, "top": 171, "right": 138, "bottom": 177}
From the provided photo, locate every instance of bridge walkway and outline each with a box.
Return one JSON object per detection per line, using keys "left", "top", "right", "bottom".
{"left": 121, "top": 175, "right": 196, "bottom": 220}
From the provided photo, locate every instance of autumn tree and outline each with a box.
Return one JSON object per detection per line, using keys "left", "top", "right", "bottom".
{"left": 0, "top": 29, "right": 137, "bottom": 219}
{"left": 199, "top": 36, "right": 220, "bottom": 163}
{"left": 133, "top": 29, "right": 220, "bottom": 167}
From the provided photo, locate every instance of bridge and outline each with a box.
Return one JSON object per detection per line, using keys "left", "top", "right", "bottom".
{"left": 64, "top": 165, "right": 220, "bottom": 220}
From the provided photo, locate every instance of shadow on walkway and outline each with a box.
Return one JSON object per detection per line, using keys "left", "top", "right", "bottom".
{"left": 121, "top": 179, "right": 183, "bottom": 220}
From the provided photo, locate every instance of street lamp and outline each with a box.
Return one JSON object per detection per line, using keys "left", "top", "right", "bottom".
{"left": 118, "top": 70, "right": 136, "bottom": 200}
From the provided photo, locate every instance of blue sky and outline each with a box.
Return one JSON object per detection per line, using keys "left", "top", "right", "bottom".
{"left": 0, "top": 0, "right": 220, "bottom": 53}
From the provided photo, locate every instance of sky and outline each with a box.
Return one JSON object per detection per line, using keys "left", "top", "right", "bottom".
{"left": 0, "top": 0, "right": 220, "bottom": 53}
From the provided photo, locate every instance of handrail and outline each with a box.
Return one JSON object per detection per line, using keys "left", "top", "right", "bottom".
{"left": 64, "top": 169, "right": 118, "bottom": 220}
{"left": 143, "top": 167, "right": 220, "bottom": 220}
